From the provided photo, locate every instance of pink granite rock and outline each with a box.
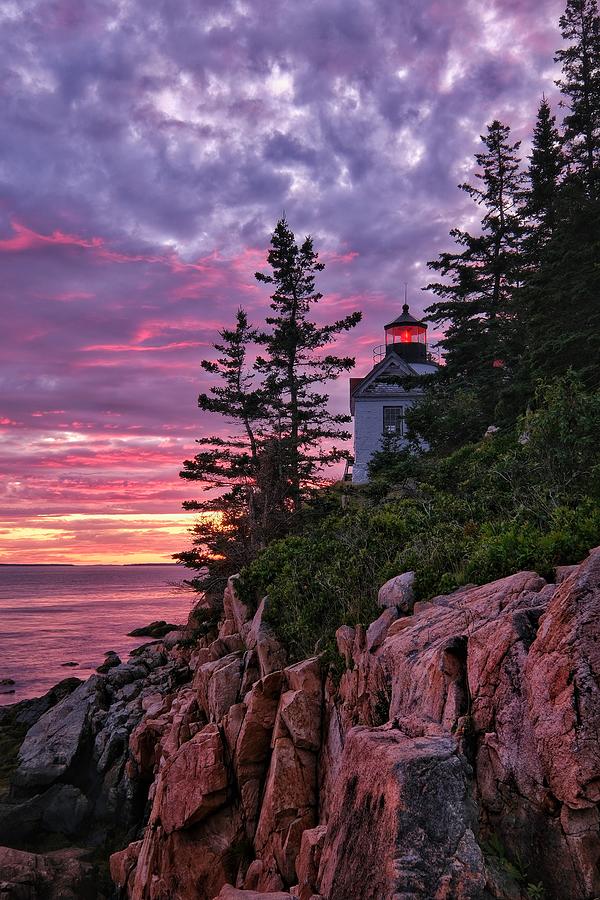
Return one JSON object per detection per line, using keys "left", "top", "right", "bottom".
{"left": 317, "top": 726, "right": 485, "bottom": 899}
{"left": 150, "top": 724, "right": 228, "bottom": 834}
{"left": 295, "top": 825, "right": 327, "bottom": 900}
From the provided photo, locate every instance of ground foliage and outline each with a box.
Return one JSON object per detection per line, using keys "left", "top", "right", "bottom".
{"left": 238, "top": 375, "right": 600, "bottom": 661}
{"left": 183, "top": 1, "right": 600, "bottom": 660}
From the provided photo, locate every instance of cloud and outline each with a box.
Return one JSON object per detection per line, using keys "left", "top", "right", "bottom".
{"left": 0, "top": 0, "right": 566, "bottom": 560}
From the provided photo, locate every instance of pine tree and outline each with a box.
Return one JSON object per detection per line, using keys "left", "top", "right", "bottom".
{"left": 179, "top": 308, "right": 262, "bottom": 495}
{"left": 523, "top": 2, "right": 600, "bottom": 386}
{"left": 525, "top": 183, "right": 600, "bottom": 387}
{"left": 421, "top": 121, "right": 524, "bottom": 440}
{"left": 174, "top": 310, "right": 286, "bottom": 598}
{"left": 523, "top": 98, "right": 564, "bottom": 247}
{"left": 556, "top": 0, "right": 600, "bottom": 195}
{"left": 510, "top": 100, "right": 564, "bottom": 405}
{"left": 255, "top": 218, "right": 361, "bottom": 508}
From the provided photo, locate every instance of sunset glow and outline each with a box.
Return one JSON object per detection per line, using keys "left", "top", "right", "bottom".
{"left": 1, "top": 0, "right": 564, "bottom": 563}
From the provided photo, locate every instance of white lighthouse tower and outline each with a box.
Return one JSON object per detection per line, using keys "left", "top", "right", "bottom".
{"left": 349, "top": 304, "right": 438, "bottom": 483}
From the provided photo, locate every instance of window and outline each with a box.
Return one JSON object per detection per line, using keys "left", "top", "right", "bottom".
{"left": 383, "top": 406, "right": 404, "bottom": 436}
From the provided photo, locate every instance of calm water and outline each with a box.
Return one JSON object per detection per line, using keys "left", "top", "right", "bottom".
{"left": 0, "top": 565, "right": 196, "bottom": 705}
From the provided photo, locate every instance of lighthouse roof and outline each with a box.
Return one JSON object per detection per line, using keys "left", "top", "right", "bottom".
{"left": 384, "top": 303, "right": 427, "bottom": 330}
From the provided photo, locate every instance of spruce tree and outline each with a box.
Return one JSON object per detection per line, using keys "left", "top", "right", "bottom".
{"left": 420, "top": 121, "right": 524, "bottom": 441}
{"left": 255, "top": 218, "right": 361, "bottom": 508}
{"left": 175, "top": 310, "right": 284, "bottom": 598}
{"left": 524, "top": 1, "right": 600, "bottom": 386}
{"left": 510, "top": 100, "right": 564, "bottom": 404}
{"left": 556, "top": 0, "right": 600, "bottom": 195}
{"left": 179, "top": 308, "right": 262, "bottom": 493}
{"left": 523, "top": 98, "right": 564, "bottom": 247}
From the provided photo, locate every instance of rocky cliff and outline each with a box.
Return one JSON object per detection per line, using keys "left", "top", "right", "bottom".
{"left": 2, "top": 548, "right": 600, "bottom": 899}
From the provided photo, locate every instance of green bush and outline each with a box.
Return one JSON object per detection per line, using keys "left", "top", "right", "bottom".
{"left": 238, "top": 376, "right": 600, "bottom": 663}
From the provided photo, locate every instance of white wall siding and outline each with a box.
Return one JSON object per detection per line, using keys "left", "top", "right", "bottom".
{"left": 352, "top": 397, "right": 415, "bottom": 483}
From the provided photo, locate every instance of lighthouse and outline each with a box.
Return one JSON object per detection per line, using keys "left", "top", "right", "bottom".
{"left": 349, "top": 304, "right": 438, "bottom": 483}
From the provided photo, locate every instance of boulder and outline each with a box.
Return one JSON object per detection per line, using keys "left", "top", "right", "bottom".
{"left": 276, "top": 690, "right": 320, "bottom": 752}
{"left": 150, "top": 724, "right": 228, "bottom": 833}
{"left": 526, "top": 547, "right": 600, "bottom": 810}
{"left": 0, "top": 678, "right": 82, "bottom": 730}
{"left": 130, "top": 806, "right": 243, "bottom": 900}
{"left": 127, "top": 621, "right": 180, "bottom": 638}
{"left": 96, "top": 653, "right": 121, "bottom": 674}
{"left": 109, "top": 840, "right": 142, "bottom": 893}
{"left": 235, "top": 672, "right": 284, "bottom": 826}
{"left": 236, "top": 673, "right": 284, "bottom": 767}
{"left": 246, "top": 599, "right": 287, "bottom": 677}
{"left": 334, "top": 626, "right": 354, "bottom": 667}
{"left": 39, "top": 784, "right": 89, "bottom": 835}
{"left": 317, "top": 726, "right": 485, "bottom": 899}
{"left": 377, "top": 571, "right": 415, "bottom": 611}
{"left": 254, "top": 736, "right": 318, "bottom": 886}
{"left": 14, "top": 676, "right": 105, "bottom": 789}
{"left": 223, "top": 574, "right": 251, "bottom": 634}
{"left": 194, "top": 652, "right": 243, "bottom": 721}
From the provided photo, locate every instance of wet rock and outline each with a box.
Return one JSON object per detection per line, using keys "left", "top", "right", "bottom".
{"left": 96, "top": 653, "right": 121, "bottom": 674}
{"left": 0, "top": 678, "right": 83, "bottom": 731}
{"left": 14, "top": 676, "right": 105, "bottom": 789}
{"left": 127, "top": 621, "right": 180, "bottom": 638}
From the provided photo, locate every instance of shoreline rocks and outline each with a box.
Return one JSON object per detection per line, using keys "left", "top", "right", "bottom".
{"left": 127, "top": 620, "right": 180, "bottom": 638}
{"left": 3, "top": 556, "right": 600, "bottom": 898}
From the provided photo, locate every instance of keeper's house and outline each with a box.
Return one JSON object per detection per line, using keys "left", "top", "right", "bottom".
{"left": 349, "top": 304, "right": 438, "bottom": 483}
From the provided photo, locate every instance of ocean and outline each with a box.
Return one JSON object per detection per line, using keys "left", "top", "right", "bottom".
{"left": 0, "top": 564, "right": 197, "bottom": 705}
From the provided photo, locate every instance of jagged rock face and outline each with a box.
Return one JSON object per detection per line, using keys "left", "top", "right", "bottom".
{"left": 318, "top": 725, "right": 485, "bottom": 900}
{"left": 5, "top": 559, "right": 600, "bottom": 899}
{"left": 105, "top": 555, "right": 600, "bottom": 900}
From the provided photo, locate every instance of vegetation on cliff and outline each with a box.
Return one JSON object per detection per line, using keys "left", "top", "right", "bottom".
{"left": 182, "top": 0, "right": 600, "bottom": 661}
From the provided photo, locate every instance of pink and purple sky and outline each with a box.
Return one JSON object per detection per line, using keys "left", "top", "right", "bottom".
{"left": 1, "top": 0, "right": 564, "bottom": 563}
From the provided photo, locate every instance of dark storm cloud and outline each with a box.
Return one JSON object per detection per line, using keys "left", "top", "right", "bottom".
{"left": 0, "top": 0, "right": 566, "bottom": 557}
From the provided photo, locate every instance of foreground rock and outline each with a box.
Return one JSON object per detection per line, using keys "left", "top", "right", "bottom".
{"left": 106, "top": 552, "right": 600, "bottom": 899}
{"left": 4, "top": 554, "right": 600, "bottom": 898}
{"left": 319, "top": 725, "right": 484, "bottom": 899}
{"left": 0, "top": 632, "right": 195, "bottom": 852}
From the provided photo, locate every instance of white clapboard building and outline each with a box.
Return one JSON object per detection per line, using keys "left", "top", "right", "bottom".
{"left": 349, "top": 304, "right": 438, "bottom": 483}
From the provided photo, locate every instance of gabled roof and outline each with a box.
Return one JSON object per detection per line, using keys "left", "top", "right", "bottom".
{"left": 350, "top": 350, "right": 425, "bottom": 414}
